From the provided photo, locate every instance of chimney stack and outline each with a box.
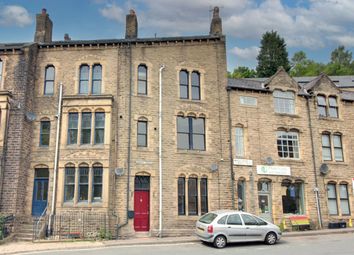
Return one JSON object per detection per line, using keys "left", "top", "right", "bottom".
{"left": 34, "top": 8, "right": 53, "bottom": 43}
{"left": 209, "top": 6, "right": 222, "bottom": 36}
{"left": 125, "top": 9, "right": 138, "bottom": 39}
{"left": 64, "top": 33, "right": 71, "bottom": 41}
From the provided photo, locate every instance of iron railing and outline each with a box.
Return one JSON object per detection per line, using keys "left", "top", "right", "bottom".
{"left": 0, "top": 214, "right": 15, "bottom": 240}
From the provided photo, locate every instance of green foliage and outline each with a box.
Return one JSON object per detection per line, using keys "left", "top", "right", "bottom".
{"left": 289, "top": 46, "right": 354, "bottom": 77}
{"left": 228, "top": 66, "right": 257, "bottom": 78}
{"left": 98, "top": 229, "right": 112, "bottom": 240}
{"left": 256, "top": 30, "right": 290, "bottom": 77}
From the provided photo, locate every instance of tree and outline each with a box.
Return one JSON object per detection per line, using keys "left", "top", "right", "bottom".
{"left": 228, "top": 66, "right": 257, "bottom": 78}
{"left": 256, "top": 31, "right": 290, "bottom": 77}
{"left": 330, "top": 45, "right": 352, "bottom": 66}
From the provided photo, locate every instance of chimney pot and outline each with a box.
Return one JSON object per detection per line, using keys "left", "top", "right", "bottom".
{"left": 125, "top": 9, "right": 138, "bottom": 39}
{"left": 209, "top": 6, "right": 222, "bottom": 36}
{"left": 42, "top": 8, "right": 47, "bottom": 15}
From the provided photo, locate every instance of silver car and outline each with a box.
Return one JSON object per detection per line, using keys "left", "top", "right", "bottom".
{"left": 195, "top": 210, "right": 282, "bottom": 248}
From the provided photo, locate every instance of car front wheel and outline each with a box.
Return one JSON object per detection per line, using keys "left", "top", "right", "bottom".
{"left": 265, "top": 232, "right": 277, "bottom": 245}
{"left": 214, "top": 235, "right": 227, "bottom": 248}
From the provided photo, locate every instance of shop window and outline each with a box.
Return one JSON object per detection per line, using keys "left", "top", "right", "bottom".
{"left": 281, "top": 181, "right": 304, "bottom": 214}
{"left": 237, "top": 179, "right": 245, "bottom": 211}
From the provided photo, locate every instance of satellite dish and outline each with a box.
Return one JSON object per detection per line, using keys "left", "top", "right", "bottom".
{"left": 320, "top": 164, "right": 329, "bottom": 175}
{"left": 210, "top": 163, "right": 218, "bottom": 172}
{"left": 114, "top": 168, "right": 125, "bottom": 176}
{"left": 265, "top": 157, "right": 274, "bottom": 165}
{"left": 25, "top": 112, "right": 36, "bottom": 122}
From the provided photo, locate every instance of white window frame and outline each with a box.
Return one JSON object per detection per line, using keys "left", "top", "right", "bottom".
{"left": 276, "top": 131, "right": 300, "bottom": 159}
{"left": 273, "top": 90, "right": 295, "bottom": 114}
{"left": 235, "top": 127, "right": 244, "bottom": 158}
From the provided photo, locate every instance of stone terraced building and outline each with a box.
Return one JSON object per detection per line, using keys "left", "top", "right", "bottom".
{"left": 0, "top": 7, "right": 353, "bottom": 240}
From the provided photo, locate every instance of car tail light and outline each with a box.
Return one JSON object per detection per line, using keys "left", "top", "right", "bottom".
{"left": 207, "top": 225, "right": 213, "bottom": 233}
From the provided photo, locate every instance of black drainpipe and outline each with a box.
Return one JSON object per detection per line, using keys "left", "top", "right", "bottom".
{"left": 306, "top": 95, "right": 323, "bottom": 229}
{"left": 227, "top": 88, "right": 235, "bottom": 209}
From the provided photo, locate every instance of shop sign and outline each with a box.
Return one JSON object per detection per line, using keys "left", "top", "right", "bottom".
{"left": 257, "top": 165, "right": 291, "bottom": 176}
{"left": 233, "top": 158, "right": 253, "bottom": 166}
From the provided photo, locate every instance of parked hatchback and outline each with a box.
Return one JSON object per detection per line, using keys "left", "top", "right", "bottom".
{"left": 195, "top": 210, "right": 282, "bottom": 248}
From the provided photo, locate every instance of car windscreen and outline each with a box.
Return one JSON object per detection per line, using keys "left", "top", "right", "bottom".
{"left": 199, "top": 213, "right": 218, "bottom": 224}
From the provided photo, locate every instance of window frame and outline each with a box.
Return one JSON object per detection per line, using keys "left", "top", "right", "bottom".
{"left": 137, "top": 64, "right": 148, "bottom": 95}
{"left": 94, "top": 112, "right": 105, "bottom": 144}
{"left": 178, "top": 177, "right": 186, "bottom": 215}
{"left": 64, "top": 166, "right": 75, "bottom": 202}
{"left": 44, "top": 65, "right": 55, "bottom": 95}
{"left": 191, "top": 71, "right": 200, "bottom": 100}
{"left": 177, "top": 116, "right": 205, "bottom": 151}
{"left": 333, "top": 134, "right": 344, "bottom": 162}
{"left": 328, "top": 96, "right": 338, "bottom": 118}
{"left": 188, "top": 177, "right": 198, "bottom": 216}
{"left": 235, "top": 127, "right": 244, "bottom": 158}
{"left": 137, "top": 120, "right": 148, "bottom": 147}
{"left": 339, "top": 184, "right": 350, "bottom": 216}
{"left": 327, "top": 183, "right": 338, "bottom": 215}
{"left": 317, "top": 95, "right": 327, "bottom": 117}
{"left": 91, "top": 64, "right": 102, "bottom": 95}
{"left": 179, "top": 70, "right": 189, "bottom": 99}
{"left": 80, "top": 112, "right": 92, "bottom": 145}
{"left": 321, "top": 133, "right": 332, "bottom": 161}
{"left": 79, "top": 64, "right": 90, "bottom": 95}
{"left": 276, "top": 130, "right": 300, "bottom": 159}
{"left": 39, "top": 120, "right": 51, "bottom": 147}
{"left": 67, "top": 112, "right": 79, "bottom": 145}
{"left": 200, "top": 178, "right": 208, "bottom": 215}
{"left": 78, "top": 165, "right": 89, "bottom": 202}
{"left": 92, "top": 165, "right": 103, "bottom": 202}
{"left": 273, "top": 90, "right": 295, "bottom": 114}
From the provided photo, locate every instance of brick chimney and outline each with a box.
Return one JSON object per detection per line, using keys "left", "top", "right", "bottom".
{"left": 209, "top": 6, "right": 222, "bottom": 36}
{"left": 125, "top": 9, "right": 138, "bottom": 39}
{"left": 34, "top": 8, "right": 53, "bottom": 43}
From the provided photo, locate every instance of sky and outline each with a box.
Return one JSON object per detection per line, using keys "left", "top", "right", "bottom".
{"left": 1, "top": 0, "right": 354, "bottom": 72}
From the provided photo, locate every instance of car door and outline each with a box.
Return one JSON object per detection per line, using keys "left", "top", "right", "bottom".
{"left": 225, "top": 213, "right": 247, "bottom": 242}
{"left": 240, "top": 213, "right": 265, "bottom": 242}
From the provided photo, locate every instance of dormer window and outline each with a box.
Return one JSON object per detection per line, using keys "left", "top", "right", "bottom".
{"left": 273, "top": 90, "right": 295, "bottom": 114}
{"left": 317, "top": 95, "right": 338, "bottom": 118}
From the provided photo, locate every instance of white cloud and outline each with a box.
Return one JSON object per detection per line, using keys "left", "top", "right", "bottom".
{"left": 0, "top": 5, "right": 32, "bottom": 27}
{"left": 230, "top": 46, "right": 259, "bottom": 61}
{"left": 99, "top": 3, "right": 125, "bottom": 23}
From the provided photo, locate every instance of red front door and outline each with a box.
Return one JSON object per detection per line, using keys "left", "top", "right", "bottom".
{"left": 134, "top": 190, "right": 150, "bottom": 231}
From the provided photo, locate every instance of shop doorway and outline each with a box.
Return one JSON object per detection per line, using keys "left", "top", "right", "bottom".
{"left": 134, "top": 176, "right": 150, "bottom": 231}
{"left": 257, "top": 180, "right": 272, "bottom": 222}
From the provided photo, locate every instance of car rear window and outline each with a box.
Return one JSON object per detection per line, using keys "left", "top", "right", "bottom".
{"left": 199, "top": 213, "right": 218, "bottom": 224}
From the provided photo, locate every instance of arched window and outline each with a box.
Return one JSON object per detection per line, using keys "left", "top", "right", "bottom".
{"left": 79, "top": 65, "right": 89, "bottom": 94}
{"left": 94, "top": 111, "right": 105, "bottom": 144}
{"left": 177, "top": 115, "right": 205, "bottom": 150}
{"left": 235, "top": 125, "right": 244, "bottom": 158}
{"left": 333, "top": 133, "right": 343, "bottom": 161}
{"left": 191, "top": 71, "right": 200, "bottom": 100}
{"left": 276, "top": 130, "right": 299, "bottom": 159}
{"left": 81, "top": 112, "right": 92, "bottom": 144}
{"left": 178, "top": 176, "right": 186, "bottom": 215}
{"left": 93, "top": 163, "right": 103, "bottom": 201}
{"left": 67, "top": 112, "right": 79, "bottom": 145}
{"left": 39, "top": 118, "right": 50, "bottom": 146}
{"left": 327, "top": 182, "right": 338, "bottom": 215}
{"left": 138, "top": 65, "right": 147, "bottom": 95}
{"left": 78, "top": 163, "right": 89, "bottom": 201}
{"left": 44, "top": 66, "right": 55, "bottom": 95}
{"left": 64, "top": 164, "right": 75, "bottom": 202}
{"left": 179, "top": 70, "right": 189, "bottom": 99}
{"left": 321, "top": 132, "right": 332, "bottom": 161}
{"left": 200, "top": 177, "right": 208, "bottom": 214}
{"left": 339, "top": 183, "right": 350, "bottom": 215}
{"left": 92, "top": 64, "right": 102, "bottom": 94}
{"left": 188, "top": 176, "right": 198, "bottom": 215}
{"left": 137, "top": 118, "right": 148, "bottom": 147}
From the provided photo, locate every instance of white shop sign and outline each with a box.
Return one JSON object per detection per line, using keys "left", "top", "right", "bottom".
{"left": 233, "top": 159, "right": 253, "bottom": 166}
{"left": 257, "top": 165, "right": 291, "bottom": 176}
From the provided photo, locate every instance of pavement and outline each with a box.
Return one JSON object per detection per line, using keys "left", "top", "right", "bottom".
{"left": 0, "top": 228, "right": 354, "bottom": 255}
